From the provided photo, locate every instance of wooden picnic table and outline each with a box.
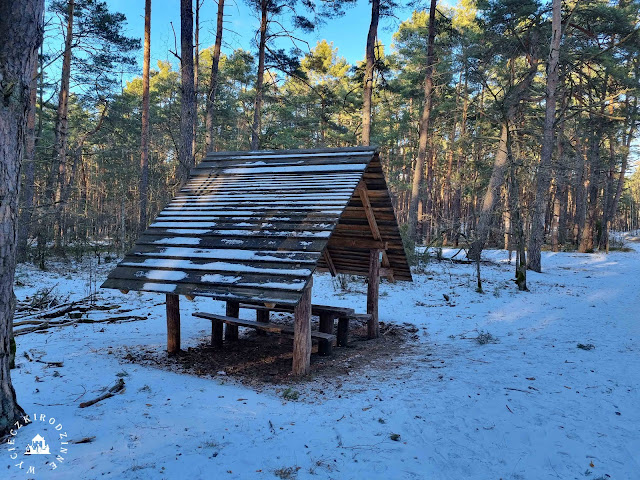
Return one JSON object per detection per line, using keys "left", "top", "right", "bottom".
{"left": 194, "top": 302, "right": 371, "bottom": 356}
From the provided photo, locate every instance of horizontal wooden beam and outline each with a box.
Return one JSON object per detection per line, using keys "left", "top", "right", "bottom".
{"left": 328, "top": 237, "right": 388, "bottom": 250}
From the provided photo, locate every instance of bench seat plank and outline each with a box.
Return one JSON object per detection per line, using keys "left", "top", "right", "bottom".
{"left": 193, "top": 312, "right": 335, "bottom": 341}
{"left": 238, "top": 303, "right": 355, "bottom": 317}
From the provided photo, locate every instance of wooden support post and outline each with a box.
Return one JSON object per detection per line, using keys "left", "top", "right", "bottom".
{"left": 256, "top": 309, "right": 269, "bottom": 336}
{"left": 211, "top": 318, "right": 223, "bottom": 349}
{"left": 337, "top": 317, "right": 349, "bottom": 347}
{"left": 292, "top": 280, "right": 312, "bottom": 375}
{"left": 225, "top": 301, "right": 239, "bottom": 341}
{"left": 318, "top": 312, "right": 334, "bottom": 356}
{"left": 166, "top": 294, "right": 181, "bottom": 354}
{"left": 322, "top": 248, "right": 337, "bottom": 276}
{"left": 367, "top": 249, "right": 381, "bottom": 339}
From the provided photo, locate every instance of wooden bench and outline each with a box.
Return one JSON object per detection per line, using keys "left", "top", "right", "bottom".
{"left": 238, "top": 303, "right": 371, "bottom": 348}
{"left": 193, "top": 312, "right": 336, "bottom": 356}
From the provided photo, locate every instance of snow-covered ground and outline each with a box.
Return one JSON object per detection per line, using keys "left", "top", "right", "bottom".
{"left": 5, "top": 240, "right": 640, "bottom": 479}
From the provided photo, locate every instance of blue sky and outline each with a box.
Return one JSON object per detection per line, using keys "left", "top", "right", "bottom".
{"left": 106, "top": 0, "right": 423, "bottom": 73}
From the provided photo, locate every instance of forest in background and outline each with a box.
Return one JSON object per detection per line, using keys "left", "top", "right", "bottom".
{"left": 15, "top": 0, "right": 640, "bottom": 277}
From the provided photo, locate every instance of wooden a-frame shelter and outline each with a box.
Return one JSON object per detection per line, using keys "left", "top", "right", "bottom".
{"left": 102, "top": 146, "right": 412, "bottom": 375}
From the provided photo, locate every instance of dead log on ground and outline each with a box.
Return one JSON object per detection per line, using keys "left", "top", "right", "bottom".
{"left": 79, "top": 379, "right": 125, "bottom": 408}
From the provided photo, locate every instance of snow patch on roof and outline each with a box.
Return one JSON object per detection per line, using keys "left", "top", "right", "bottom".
{"left": 141, "top": 282, "right": 176, "bottom": 293}
{"left": 154, "top": 237, "right": 201, "bottom": 245}
{"left": 201, "top": 274, "right": 242, "bottom": 284}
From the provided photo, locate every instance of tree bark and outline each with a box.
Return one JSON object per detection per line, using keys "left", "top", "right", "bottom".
{"left": 250, "top": 0, "right": 268, "bottom": 150}
{"left": 0, "top": 0, "right": 44, "bottom": 437}
{"left": 528, "top": 0, "right": 561, "bottom": 272}
{"left": 407, "top": 0, "right": 437, "bottom": 241}
{"left": 205, "top": 0, "right": 225, "bottom": 151}
{"left": 179, "top": 0, "right": 195, "bottom": 182}
{"left": 17, "top": 61, "right": 38, "bottom": 262}
{"left": 361, "top": 0, "right": 380, "bottom": 146}
{"left": 139, "top": 0, "right": 151, "bottom": 231}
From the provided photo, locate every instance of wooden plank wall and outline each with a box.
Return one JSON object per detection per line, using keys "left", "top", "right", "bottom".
{"left": 318, "top": 155, "right": 413, "bottom": 281}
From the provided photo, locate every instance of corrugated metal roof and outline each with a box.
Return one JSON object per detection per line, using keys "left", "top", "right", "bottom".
{"left": 102, "top": 147, "right": 412, "bottom": 305}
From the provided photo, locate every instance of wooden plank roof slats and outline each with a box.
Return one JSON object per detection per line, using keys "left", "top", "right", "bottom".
{"left": 102, "top": 147, "right": 412, "bottom": 305}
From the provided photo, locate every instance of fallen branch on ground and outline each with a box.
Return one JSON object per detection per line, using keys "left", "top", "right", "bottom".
{"left": 69, "top": 436, "right": 96, "bottom": 444}
{"left": 79, "top": 379, "right": 125, "bottom": 408}
{"left": 14, "top": 315, "right": 147, "bottom": 336}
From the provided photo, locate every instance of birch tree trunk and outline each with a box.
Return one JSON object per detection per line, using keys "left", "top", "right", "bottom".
{"left": 250, "top": 0, "right": 268, "bottom": 151}
{"left": 205, "top": 0, "right": 225, "bottom": 151}
{"left": 361, "top": 0, "right": 380, "bottom": 146}
{"left": 0, "top": 0, "right": 44, "bottom": 437}
{"left": 179, "top": 0, "right": 195, "bottom": 182}
{"left": 528, "top": 0, "right": 562, "bottom": 272}
{"left": 139, "top": 0, "right": 151, "bottom": 231}
{"left": 407, "top": 0, "right": 437, "bottom": 241}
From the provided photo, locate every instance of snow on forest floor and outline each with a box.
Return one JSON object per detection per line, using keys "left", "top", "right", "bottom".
{"left": 5, "top": 239, "right": 640, "bottom": 480}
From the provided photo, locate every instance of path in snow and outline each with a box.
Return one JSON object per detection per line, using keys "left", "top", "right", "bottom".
{"left": 5, "top": 242, "right": 640, "bottom": 479}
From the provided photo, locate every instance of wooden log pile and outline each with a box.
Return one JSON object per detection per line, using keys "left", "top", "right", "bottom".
{"left": 14, "top": 295, "right": 147, "bottom": 336}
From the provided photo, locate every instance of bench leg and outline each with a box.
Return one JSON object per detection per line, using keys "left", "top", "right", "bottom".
{"left": 166, "top": 294, "right": 181, "bottom": 354}
{"left": 337, "top": 317, "right": 349, "bottom": 347}
{"left": 225, "top": 301, "right": 239, "bottom": 341}
{"left": 318, "top": 338, "right": 332, "bottom": 356}
{"left": 319, "top": 312, "right": 334, "bottom": 334}
{"left": 318, "top": 313, "right": 334, "bottom": 356}
{"left": 256, "top": 309, "right": 268, "bottom": 336}
{"left": 211, "top": 319, "right": 223, "bottom": 348}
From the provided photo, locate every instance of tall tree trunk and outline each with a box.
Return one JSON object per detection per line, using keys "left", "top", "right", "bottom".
{"left": 467, "top": 57, "right": 539, "bottom": 261}
{"left": 579, "top": 133, "right": 601, "bottom": 252}
{"left": 205, "top": 0, "right": 224, "bottom": 151}
{"left": 573, "top": 140, "right": 588, "bottom": 246}
{"left": 468, "top": 121, "right": 510, "bottom": 260}
{"left": 251, "top": 0, "right": 268, "bottom": 150}
{"left": 361, "top": 0, "right": 380, "bottom": 146}
{"left": 528, "top": 0, "right": 561, "bottom": 272}
{"left": 50, "top": 0, "right": 75, "bottom": 249}
{"left": 139, "top": 0, "right": 151, "bottom": 231}
{"left": 407, "top": 0, "right": 437, "bottom": 241}
{"left": 0, "top": 0, "right": 44, "bottom": 437}
{"left": 599, "top": 135, "right": 616, "bottom": 250}
{"left": 192, "top": 0, "right": 199, "bottom": 161}
{"left": 179, "top": 0, "right": 195, "bottom": 181}
{"left": 17, "top": 61, "right": 38, "bottom": 262}
{"left": 507, "top": 134, "right": 527, "bottom": 291}
{"left": 604, "top": 97, "right": 637, "bottom": 243}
